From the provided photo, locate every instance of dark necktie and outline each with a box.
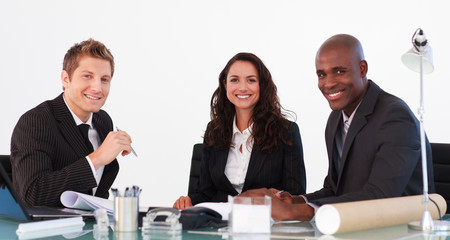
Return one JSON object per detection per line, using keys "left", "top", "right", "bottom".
{"left": 333, "top": 119, "right": 350, "bottom": 182}
{"left": 333, "top": 133, "right": 341, "bottom": 183}
{"left": 78, "top": 124, "right": 94, "bottom": 153}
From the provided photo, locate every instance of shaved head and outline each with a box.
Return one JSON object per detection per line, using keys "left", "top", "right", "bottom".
{"left": 317, "top": 34, "right": 365, "bottom": 64}
{"left": 315, "top": 34, "right": 369, "bottom": 115}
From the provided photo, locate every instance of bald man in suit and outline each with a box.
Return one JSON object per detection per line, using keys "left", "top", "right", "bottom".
{"left": 241, "top": 34, "right": 434, "bottom": 221}
{"left": 10, "top": 39, "right": 133, "bottom": 207}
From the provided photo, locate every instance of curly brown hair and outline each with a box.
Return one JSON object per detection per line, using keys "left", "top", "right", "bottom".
{"left": 206, "top": 52, "right": 294, "bottom": 153}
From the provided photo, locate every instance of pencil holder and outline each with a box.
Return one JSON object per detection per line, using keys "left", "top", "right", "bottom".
{"left": 114, "top": 196, "right": 139, "bottom": 232}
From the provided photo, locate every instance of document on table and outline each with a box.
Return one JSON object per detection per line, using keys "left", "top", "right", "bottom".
{"left": 60, "top": 191, "right": 149, "bottom": 214}
{"left": 60, "top": 191, "right": 114, "bottom": 214}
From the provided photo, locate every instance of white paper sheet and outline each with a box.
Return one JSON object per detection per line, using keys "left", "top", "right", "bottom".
{"left": 60, "top": 191, "right": 149, "bottom": 214}
{"left": 60, "top": 191, "right": 114, "bottom": 214}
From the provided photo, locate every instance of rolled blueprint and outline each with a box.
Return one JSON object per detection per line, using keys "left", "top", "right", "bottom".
{"left": 315, "top": 193, "right": 446, "bottom": 235}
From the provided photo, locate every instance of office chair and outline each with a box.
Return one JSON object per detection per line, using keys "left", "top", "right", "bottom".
{"left": 0, "top": 155, "right": 12, "bottom": 182}
{"left": 431, "top": 143, "right": 450, "bottom": 214}
{"left": 188, "top": 143, "right": 203, "bottom": 196}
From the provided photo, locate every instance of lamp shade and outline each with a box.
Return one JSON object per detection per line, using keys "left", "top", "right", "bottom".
{"left": 401, "top": 46, "right": 434, "bottom": 74}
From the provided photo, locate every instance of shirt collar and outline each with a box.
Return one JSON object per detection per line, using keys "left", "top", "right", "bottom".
{"left": 342, "top": 101, "right": 362, "bottom": 126}
{"left": 63, "top": 95, "right": 93, "bottom": 127}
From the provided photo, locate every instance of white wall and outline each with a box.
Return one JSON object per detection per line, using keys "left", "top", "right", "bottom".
{"left": 1, "top": 0, "right": 449, "bottom": 207}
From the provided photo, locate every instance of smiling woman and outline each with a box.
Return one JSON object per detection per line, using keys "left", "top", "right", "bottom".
{"left": 225, "top": 60, "right": 260, "bottom": 122}
{"left": 173, "top": 52, "right": 307, "bottom": 210}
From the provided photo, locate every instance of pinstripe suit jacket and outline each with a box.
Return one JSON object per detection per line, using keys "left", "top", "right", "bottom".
{"left": 10, "top": 93, "right": 119, "bottom": 207}
{"left": 304, "top": 80, "right": 434, "bottom": 206}
{"left": 190, "top": 121, "right": 306, "bottom": 205}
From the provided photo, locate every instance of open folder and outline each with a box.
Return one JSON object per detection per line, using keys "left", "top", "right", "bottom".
{"left": 60, "top": 191, "right": 148, "bottom": 214}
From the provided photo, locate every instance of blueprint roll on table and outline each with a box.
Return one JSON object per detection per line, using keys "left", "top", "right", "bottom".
{"left": 315, "top": 193, "right": 446, "bottom": 235}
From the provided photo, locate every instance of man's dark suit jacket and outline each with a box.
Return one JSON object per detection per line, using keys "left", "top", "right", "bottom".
{"left": 304, "top": 80, "right": 434, "bottom": 206}
{"left": 190, "top": 121, "right": 306, "bottom": 205}
{"left": 10, "top": 93, "right": 119, "bottom": 207}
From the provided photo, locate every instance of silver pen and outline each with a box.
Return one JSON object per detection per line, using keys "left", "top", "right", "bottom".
{"left": 115, "top": 127, "right": 138, "bottom": 157}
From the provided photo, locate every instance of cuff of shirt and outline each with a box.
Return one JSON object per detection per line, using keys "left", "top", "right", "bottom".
{"left": 301, "top": 195, "right": 318, "bottom": 222}
{"left": 85, "top": 156, "right": 97, "bottom": 178}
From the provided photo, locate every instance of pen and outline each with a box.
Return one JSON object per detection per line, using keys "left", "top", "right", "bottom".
{"left": 132, "top": 185, "right": 141, "bottom": 197}
{"left": 134, "top": 186, "right": 142, "bottom": 197}
{"left": 137, "top": 188, "right": 142, "bottom": 197}
{"left": 115, "top": 126, "right": 138, "bottom": 157}
{"left": 111, "top": 188, "right": 118, "bottom": 197}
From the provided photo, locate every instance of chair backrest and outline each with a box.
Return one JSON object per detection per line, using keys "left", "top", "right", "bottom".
{"left": 0, "top": 155, "right": 12, "bottom": 182}
{"left": 188, "top": 143, "right": 203, "bottom": 196}
{"left": 431, "top": 143, "right": 450, "bottom": 214}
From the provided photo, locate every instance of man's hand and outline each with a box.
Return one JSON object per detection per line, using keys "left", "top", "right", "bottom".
{"left": 173, "top": 196, "right": 192, "bottom": 210}
{"left": 270, "top": 189, "right": 294, "bottom": 203}
{"left": 89, "top": 130, "right": 132, "bottom": 170}
{"left": 240, "top": 188, "right": 314, "bottom": 221}
{"left": 270, "top": 189, "right": 306, "bottom": 204}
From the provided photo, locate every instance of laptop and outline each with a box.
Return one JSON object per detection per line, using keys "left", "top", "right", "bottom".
{"left": 0, "top": 162, "right": 94, "bottom": 221}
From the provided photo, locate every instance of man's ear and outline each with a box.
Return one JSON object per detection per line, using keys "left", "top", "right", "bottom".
{"left": 360, "top": 60, "right": 368, "bottom": 78}
{"left": 61, "top": 70, "right": 70, "bottom": 90}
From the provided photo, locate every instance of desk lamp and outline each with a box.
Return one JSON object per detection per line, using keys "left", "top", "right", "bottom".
{"left": 402, "top": 28, "right": 450, "bottom": 231}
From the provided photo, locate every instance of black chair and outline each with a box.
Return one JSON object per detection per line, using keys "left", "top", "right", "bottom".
{"left": 188, "top": 143, "right": 203, "bottom": 196}
{"left": 431, "top": 143, "right": 450, "bottom": 214}
{"left": 0, "top": 155, "right": 12, "bottom": 182}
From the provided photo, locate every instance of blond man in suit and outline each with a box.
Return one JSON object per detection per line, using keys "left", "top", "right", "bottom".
{"left": 11, "top": 39, "right": 133, "bottom": 207}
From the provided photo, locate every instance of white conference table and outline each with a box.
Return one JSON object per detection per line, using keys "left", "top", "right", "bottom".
{"left": 1, "top": 215, "right": 450, "bottom": 240}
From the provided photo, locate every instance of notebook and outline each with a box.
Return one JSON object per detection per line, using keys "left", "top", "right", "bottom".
{"left": 0, "top": 162, "right": 94, "bottom": 221}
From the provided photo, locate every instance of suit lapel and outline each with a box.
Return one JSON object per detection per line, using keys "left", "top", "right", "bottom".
{"left": 337, "top": 80, "right": 381, "bottom": 184}
{"left": 243, "top": 149, "right": 267, "bottom": 191}
{"left": 215, "top": 148, "right": 238, "bottom": 195}
{"left": 92, "top": 112, "right": 118, "bottom": 196}
{"left": 326, "top": 111, "right": 342, "bottom": 187}
{"left": 51, "top": 94, "right": 91, "bottom": 159}
{"left": 338, "top": 115, "right": 367, "bottom": 181}
{"left": 92, "top": 113, "right": 108, "bottom": 142}
{"left": 92, "top": 113, "right": 108, "bottom": 174}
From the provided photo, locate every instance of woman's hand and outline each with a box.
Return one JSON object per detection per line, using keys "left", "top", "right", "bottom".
{"left": 173, "top": 196, "right": 192, "bottom": 210}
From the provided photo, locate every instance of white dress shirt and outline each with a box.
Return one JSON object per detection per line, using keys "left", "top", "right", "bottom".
{"left": 224, "top": 117, "right": 254, "bottom": 194}
{"left": 63, "top": 96, "right": 104, "bottom": 195}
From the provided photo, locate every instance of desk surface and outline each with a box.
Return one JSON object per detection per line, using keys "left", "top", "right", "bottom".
{"left": 2, "top": 216, "right": 450, "bottom": 240}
